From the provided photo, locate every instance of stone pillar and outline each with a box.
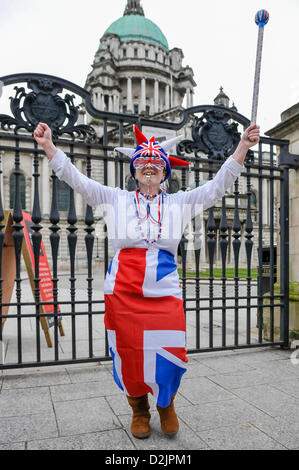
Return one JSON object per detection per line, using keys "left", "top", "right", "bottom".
{"left": 154, "top": 80, "right": 159, "bottom": 114}
{"left": 108, "top": 95, "right": 113, "bottom": 112}
{"left": 127, "top": 77, "right": 133, "bottom": 113}
{"left": 186, "top": 88, "right": 191, "bottom": 108}
{"left": 165, "top": 84, "right": 170, "bottom": 110}
{"left": 101, "top": 95, "right": 106, "bottom": 111}
{"left": 95, "top": 92, "right": 101, "bottom": 109}
{"left": 263, "top": 103, "right": 299, "bottom": 343}
{"left": 114, "top": 95, "right": 119, "bottom": 113}
{"left": 140, "top": 78, "right": 146, "bottom": 113}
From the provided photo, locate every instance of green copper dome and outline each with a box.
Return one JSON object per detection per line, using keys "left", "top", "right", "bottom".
{"left": 103, "top": 14, "right": 169, "bottom": 51}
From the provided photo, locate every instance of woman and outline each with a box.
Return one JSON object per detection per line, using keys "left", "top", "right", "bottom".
{"left": 34, "top": 121, "right": 260, "bottom": 439}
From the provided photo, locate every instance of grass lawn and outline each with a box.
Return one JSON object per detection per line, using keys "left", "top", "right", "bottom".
{"left": 178, "top": 267, "right": 258, "bottom": 279}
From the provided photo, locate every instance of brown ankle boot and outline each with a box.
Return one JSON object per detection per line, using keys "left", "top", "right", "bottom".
{"left": 156, "top": 394, "right": 179, "bottom": 436}
{"left": 127, "top": 394, "right": 151, "bottom": 439}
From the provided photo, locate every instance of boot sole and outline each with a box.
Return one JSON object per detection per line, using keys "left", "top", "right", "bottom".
{"left": 162, "top": 430, "right": 178, "bottom": 437}
{"left": 132, "top": 431, "right": 150, "bottom": 439}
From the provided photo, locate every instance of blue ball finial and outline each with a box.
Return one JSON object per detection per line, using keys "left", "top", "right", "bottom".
{"left": 255, "top": 9, "right": 270, "bottom": 27}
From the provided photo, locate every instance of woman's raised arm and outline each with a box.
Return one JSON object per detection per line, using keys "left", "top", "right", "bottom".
{"left": 34, "top": 122, "right": 118, "bottom": 208}
{"left": 180, "top": 124, "right": 260, "bottom": 215}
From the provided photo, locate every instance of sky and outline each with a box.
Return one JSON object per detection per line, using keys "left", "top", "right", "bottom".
{"left": 0, "top": 0, "right": 299, "bottom": 134}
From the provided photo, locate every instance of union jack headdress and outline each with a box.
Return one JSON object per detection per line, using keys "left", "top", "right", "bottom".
{"left": 115, "top": 125, "right": 189, "bottom": 182}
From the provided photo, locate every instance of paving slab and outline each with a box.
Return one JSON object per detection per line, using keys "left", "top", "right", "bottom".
{"left": 270, "top": 378, "right": 299, "bottom": 399}
{"left": 66, "top": 365, "right": 114, "bottom": 384}
{"left": 198, "top": 355, "right": 255, "bottom": 374}
{"left": 257, "top": 359, "right": 299, "bottom": 381}
{"left": 53, "top": 396, "right": 121, "bottom": 437}
{"left": 206, "top": 369, "right": 274, "bottom": 390}
{"left": 179, "top": 398, "right": 267, "bottom": 433}
{"left": 50, "top": 380, "right": 121, "bottom": 402}
{"left": 2, "top": 369, "right": 71, "bottom": 389}
{"left": 179, "top": 376, "right": 235, "bottom": 405}
{"left": 0, "top": 413, "right": 58, "bottom": 444}
{"left": 197, "top": 423, "right": 286, "bottom": 450}
{"left": 27, "top": 429, "right": 135, "bottom": 450}
{"left": 250, "top": 413, "right": 299, "bottom": 450}
{"left": 0, "top": 386, "right": 53, "bottom": 418}
{"left": 0, "top": 442, "right": 26, "bottom": 450}
{"left": 231, "top": 384, "right": 299, "bottom": 418}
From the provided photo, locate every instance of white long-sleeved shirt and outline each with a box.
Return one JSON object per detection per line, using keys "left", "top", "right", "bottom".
{"left": 49, "top": 149, "right": 243, "bottom": 256}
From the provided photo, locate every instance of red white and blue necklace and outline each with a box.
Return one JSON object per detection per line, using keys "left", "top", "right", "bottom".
{"left": 134, "top": 190, "right": 164, "bottom": 244}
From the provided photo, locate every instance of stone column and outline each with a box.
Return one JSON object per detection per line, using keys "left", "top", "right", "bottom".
{"left": 127, "top": 77, "right": 133, "bottom": 113}
{"left": 114, "top": 95, "right": 119, "bottom": 113}
{"left": 101, "top": 95, "right": 106, "bottom": 111}
{"left": 108, "top": 95, "right": 113, "bottom": 112}
{"left": 140, "top": 78, "right": 146, "bottom": 113}
{"left": 262, "top": 103, "right": 299, "bottom": 343}
{"left": 165, "top": 84, "right": 170, "bottom": 110}
{"left": 186, "top": 88, "right": 191, "bottom": 108}
{"left": 95, "top": 92, "right": 101, "bottom": 109}
{"left": 154, "top": 80, "right": 159, "bottom": 114}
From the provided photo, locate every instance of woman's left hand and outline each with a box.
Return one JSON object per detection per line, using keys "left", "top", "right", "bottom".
{"left": 241, "top": 124, "right": 260, "bottom": 148}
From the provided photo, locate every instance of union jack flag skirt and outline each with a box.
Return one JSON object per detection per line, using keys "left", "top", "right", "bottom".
{"left": 104, "top": 248, "right": 188, "bottom": 408}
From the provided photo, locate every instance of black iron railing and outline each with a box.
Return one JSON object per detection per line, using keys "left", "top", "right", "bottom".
{"left": 0, "top": 73, "right": 290, "bottom": 370}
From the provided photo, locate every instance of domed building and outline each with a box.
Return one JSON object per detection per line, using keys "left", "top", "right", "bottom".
{"left": 85, "top": 0, "right": 196, "bottom": 118}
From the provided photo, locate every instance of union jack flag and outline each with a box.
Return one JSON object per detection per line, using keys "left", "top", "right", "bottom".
{"left": 132, "top": 140, "right": 167, "bottom": 160}
{"left": 104, "top": 248, "right": 188, "bottom": 407}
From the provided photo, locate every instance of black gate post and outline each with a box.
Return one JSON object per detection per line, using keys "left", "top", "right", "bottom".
{"left": 279, "top": 163, "right": 290, "bottom": 348}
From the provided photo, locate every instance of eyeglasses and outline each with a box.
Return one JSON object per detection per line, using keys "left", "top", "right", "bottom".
{"left": 133, "top": 155, "right": 166, "bottom": 170}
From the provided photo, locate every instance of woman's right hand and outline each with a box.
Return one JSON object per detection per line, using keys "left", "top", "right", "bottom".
{"left": 33, "top": 122, "right": 57, "bottom": 160}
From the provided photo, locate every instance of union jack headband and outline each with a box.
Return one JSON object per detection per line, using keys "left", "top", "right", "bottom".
{"left": 115, "top": 125, "right": 189, "bottom": 182}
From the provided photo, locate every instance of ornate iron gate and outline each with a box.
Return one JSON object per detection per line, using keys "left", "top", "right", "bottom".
{"left": 0, "top": 73, "right": 291, "bottom": 370}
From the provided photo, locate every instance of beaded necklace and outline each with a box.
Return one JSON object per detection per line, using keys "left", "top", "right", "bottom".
{"left": 139, "top": 191, "right": 160, "bottom": 200}
{"left": 134, "top": 190, "right": 164, "bottom": 244}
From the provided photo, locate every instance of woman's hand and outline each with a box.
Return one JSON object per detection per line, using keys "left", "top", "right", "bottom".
{"left": 231, "top": 123, "right": 260, "bottom": 165}
{"left": 241, "top": 124, "right": 260, "bottom": 148}
{"left": 33, "top": 122, "right": 57, "bottom": 160}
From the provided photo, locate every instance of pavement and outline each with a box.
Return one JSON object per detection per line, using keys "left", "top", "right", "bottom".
{"left": 1, "top": 268, "right": 298, "bottom": 450}
{"left": 0, "top": 346, "right": 299, "bottom": 450}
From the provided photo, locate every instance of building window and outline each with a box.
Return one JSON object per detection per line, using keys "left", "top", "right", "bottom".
{"left": 134, "top": 104, "right": 139, "bottom": 114}
{"left": 146, "top": 105, "right": 150, "bottom": 115}
{"left": 123, "top": 105, "right": 127, "bottom": 113}
{"left": 9, "top": 172, "right": 26, "bottom": 210}
{"left": 155, "top": 53, "right": 158, "bottom": 61}
{"left": 145, "top": 49, "right": 149, "bottom": 58}
{"left": 57, "top": 180, "right": 70, "bottom": 212}
{"left": 170, "top": 58, "right": 172, "bottom": 67}
{"left": 123, "top": 49, "right": 127, "bottom": 57}
{"left": 134, "top": 48, "right": 138, "bottom": 57}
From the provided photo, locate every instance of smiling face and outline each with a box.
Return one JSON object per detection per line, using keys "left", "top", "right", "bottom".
{"left": 134, "top": 163, "right": 167, "bottom": 196}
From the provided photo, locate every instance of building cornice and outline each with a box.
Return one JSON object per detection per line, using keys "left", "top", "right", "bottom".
{"left": 266, "top": 111, "right": 299, "bottom": 139}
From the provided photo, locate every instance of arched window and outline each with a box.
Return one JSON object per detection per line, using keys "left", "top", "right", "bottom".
{"left": 9, "top": 172, "right": 26, "bottom": 210}
{"left": 57, "top": 180, "right": 70, "bottom": 211}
